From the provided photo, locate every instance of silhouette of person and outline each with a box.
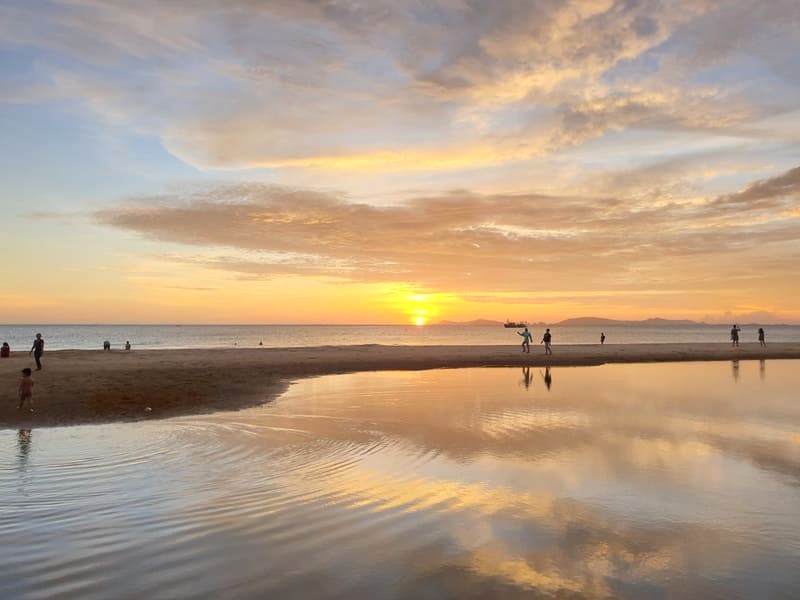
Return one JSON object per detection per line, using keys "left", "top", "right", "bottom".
{"left": 521, "top": 366, "right": 532, "bottom": 390}
{"left": 600, "top": 332, "right": 605, "bottom": 345}
{"left": 29, "top": 333, "right": 44, "bottom": 370}
{"left": 103, "top": 340, "right": 111, "bottom": 351}
{"left": 541, "top": 328, "right": 552, "bottom": 355}
{"left": 758, "top": 327, "right": 766, "bottom": 347}
{"left": 125, "top": 340, "right": 131, "bottom": 351}
{"left": 542, "top": 366, "right": 552, "bottom": 390}
{"left": 1, "top": 342, "right": 9, "bottom": 358}
{"left": 517, "top": 327, "right": 532, "bottom": 353}
{"left": 732, "top": 324, "right": 742, "bottom": 346}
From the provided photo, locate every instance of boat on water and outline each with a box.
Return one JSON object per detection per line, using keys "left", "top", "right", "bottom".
{"left": 503, "top": 320, "right": 528, "bottom": 328}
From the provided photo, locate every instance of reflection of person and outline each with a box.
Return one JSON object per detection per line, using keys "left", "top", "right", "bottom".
{"left": 18, "top": 429, "right": 32, "bottom": 471}
{"left": 730, "top": 324, "right": 740, "bottom": 347}
{"left": 541, "top": 328, "right": 552, "bottom": 355}
{"left": 517, "top": 327, "right": 533, "bottom": 353}
{"left": 541, "top": 366, "right": 552, "bottom": 390}
{"left": 1, "top": 342, "right": 9, "bottom": 358}
{"left": 732, "top": 359, "right": 739, "bottom": 382}
{"left": 30, "top": 333, "right": 44, "bottom": 370}
{"left": 521, "top": 366, "right": 532, "bottom": 390}
{"left": 759, "top": 359, "right": 766, "bottom": 381}
{"left": 758, "top": 327, "right": 766, "bottom": 347}
{"left": 600, "top": 332, "right": 605, "bottom": 345}
{"left": 18, "top": 368, "right": 34, "bottom": 411}
{"left": 103, "top": 340, "right": 111, "bottom": 351}
{"left": 125, "top": 340, "right": 131, "bottom": 351}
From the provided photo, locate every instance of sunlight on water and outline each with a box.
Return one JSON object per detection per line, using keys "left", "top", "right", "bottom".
{"left": 2, "top": 360, "right": 800, "bottom": 598}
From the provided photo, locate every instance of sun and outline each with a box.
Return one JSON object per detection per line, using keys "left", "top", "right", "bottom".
{"left": 405, "top": 293, "right": 431, "bottom": 325}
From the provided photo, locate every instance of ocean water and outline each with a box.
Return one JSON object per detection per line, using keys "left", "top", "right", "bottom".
{"left": 2, "top": 361, "right": 799, "bottom": 598}
{"left": 1, "top": 323, "right": 798, "bottom": 351}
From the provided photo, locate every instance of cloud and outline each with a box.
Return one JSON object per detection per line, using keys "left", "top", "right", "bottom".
{"left": 712, "top": 166, "right": 800, "bottom": 208}
{"left": 92, "top": 165, "right": 800, "bottom": 295}
{"left": 3, "top": 0, "right": 799, "bottom": 175}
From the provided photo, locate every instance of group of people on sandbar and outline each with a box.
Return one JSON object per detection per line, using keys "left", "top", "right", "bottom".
{"left": 5, "top": 332, "right": 136, "bottom": 416}
{"left": 103, "top": 340, "right": 131, "bottom": 351}
{"left": 514, "top": 324, "right": 768, "bottom": 353}
{"left": 730, "top": 325, "right": 766, "bottom": 347}
{"left": 517, "top": 327, "right": 552, "bottom": 354}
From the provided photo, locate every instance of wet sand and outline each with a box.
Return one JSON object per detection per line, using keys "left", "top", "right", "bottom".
{"left": 1, "top": 342, "right": 798, "bottom": 427}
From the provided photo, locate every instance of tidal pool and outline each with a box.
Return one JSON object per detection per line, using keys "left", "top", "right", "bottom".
{"left": 2, "top": 360, "right": 799, "bottom": 599}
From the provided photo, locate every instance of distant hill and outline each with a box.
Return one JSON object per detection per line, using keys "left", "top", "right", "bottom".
{"left": 556, "top": 317, "right": 702, "bottom": 327}
{"left": 437, "top": 319, "right": 503, "bottom": 326}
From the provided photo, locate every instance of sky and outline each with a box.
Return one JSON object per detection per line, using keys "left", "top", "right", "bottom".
{"left": 2, "top": 0, "right": 799, "bottom": 325}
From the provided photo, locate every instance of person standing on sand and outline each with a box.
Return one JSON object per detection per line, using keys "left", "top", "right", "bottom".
{"left": 758, "top": 328, "right": 766, "bottom": 347}
{"left": 29, "top": 333, "right": 44, "bottom": 370}
{"left": 600, "top": 332, "right": 605, "bottom": 345}
{"left": 541, "top": 328, "right": 552, "bottom": 355}
{"left": 517, "top": 327, "right": 533, "bottom": 353}
{"left": 125, "top": 341, "right": 131, "bottom": 351}
{"left": 730, "top": 324, "right": 740, "bottom": 347}
{"left": 18, "top": 368, "right": 34, "bottom": 412}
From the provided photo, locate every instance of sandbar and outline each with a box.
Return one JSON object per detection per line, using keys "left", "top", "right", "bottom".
{"left": 2, "top": 342, "right": 798, "bottom": 428}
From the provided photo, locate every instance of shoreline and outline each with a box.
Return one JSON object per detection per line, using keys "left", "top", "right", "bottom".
{"left": 2, "top": 342, "right": 798, "bottom": 428}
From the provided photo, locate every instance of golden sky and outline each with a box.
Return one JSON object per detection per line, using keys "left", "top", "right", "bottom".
{"left": 1, "top": 1, "right": 799, "bottom": 323}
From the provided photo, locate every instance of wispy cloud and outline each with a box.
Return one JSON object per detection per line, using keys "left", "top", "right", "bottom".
{"left": 92, "top": 165, "right": 800, "bottom": 297}
{"left": 3, "top": 0, "right": 798, "bottom": 176}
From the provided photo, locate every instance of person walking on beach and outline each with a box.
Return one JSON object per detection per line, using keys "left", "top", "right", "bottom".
{"left": 518, "top": 327, "right": 533, "bottom": 353}
{"left": 29, "top": 333, "right": 44, "bottom": 370}
{"left": 730, "top": 324, "right": 740, "bottom": 347}
{"left": 18, "top": 368, "right": 34, "bottom": 412}
{"left": 758, "top": 327, "right": 766, "bottom": 347}
{"left": 600, "top": 332, "right": 605, "bottom": 345}
{"left": 541, "top": 328, "right": 552, "bottom": 355}
{"left": 103, "top": 340, "right": 111, "bottom": 351}
{"left": 125, "top": 341, "right": 131, "bottom": 351}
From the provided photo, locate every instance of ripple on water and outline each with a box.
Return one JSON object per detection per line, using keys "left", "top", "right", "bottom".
{"left": 3, "top": 363, "right": 800, "bottom": 598}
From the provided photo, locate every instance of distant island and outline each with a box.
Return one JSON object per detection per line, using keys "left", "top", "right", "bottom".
{"left": 437, "top": 319, "right": 504, "bottom": 326}
{"left": 438, "top": 317, "right": 704, "bottom": 327}
{"left": 555, "top": 317, "right": 702, "bottom": 327}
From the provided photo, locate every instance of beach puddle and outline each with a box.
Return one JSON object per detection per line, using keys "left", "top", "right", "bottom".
{"left": 2, "top": 361, "right": 800, "bottom": 598}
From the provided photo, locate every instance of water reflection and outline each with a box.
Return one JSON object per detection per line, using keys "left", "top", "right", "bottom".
{"left": 1, "top": 361, "right": 799, "bottom": 599}
{"left": 520, "top": 367, "right": 532, "bottom": 390}
{"left": 17, "top": 429, "right": 31, "bottom": 471}
{"left": 732, "top": 359, "right": 740, "bottom": 382}
{"left": 760, "top": 359, "right": 766, "bottom": 381}
{"left": 541, "top": 366, "right": 552, "bottom": 390}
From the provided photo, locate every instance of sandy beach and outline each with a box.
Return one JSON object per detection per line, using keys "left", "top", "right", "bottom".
{"left": 2, "top": 342, "right": 798, "bottom": 428}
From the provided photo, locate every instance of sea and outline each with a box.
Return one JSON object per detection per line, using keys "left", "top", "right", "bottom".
{"left": 1, "top": 323, "right": 798, "bottom": 351}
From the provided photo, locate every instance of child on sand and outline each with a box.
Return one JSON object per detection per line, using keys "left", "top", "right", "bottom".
{"left": 18, "top": 368, "right": 34, "bottom": 412}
